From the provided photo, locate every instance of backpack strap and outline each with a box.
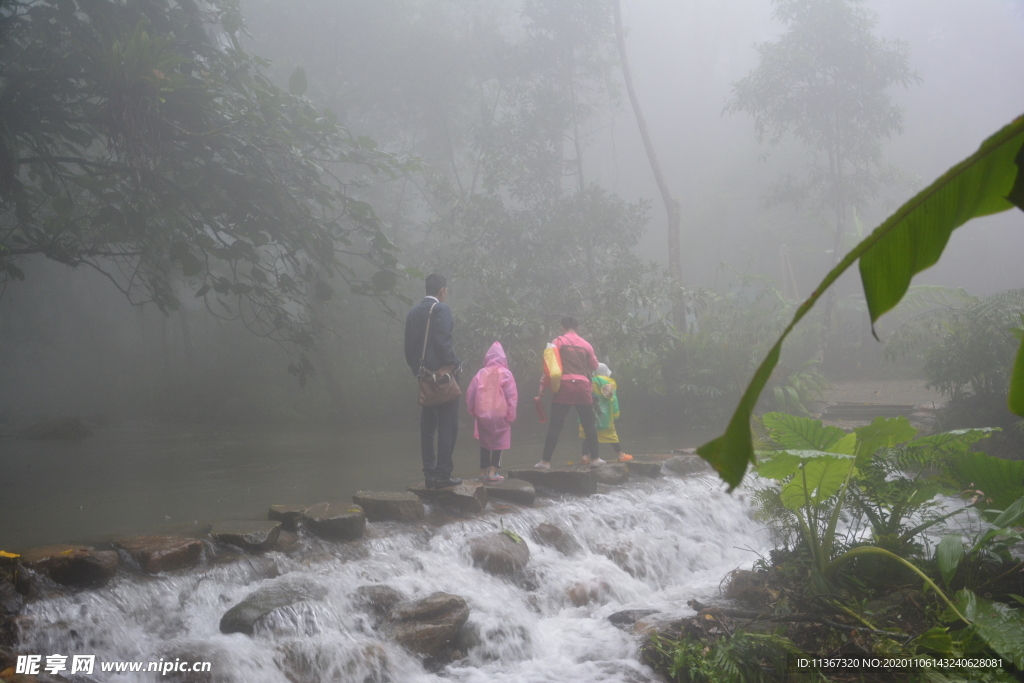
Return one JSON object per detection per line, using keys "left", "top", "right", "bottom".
{"left": 418, "top": 302, "right": 439, "bottom": 371}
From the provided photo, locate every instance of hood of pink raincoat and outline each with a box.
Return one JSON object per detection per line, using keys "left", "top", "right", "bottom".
{"left": 483, "top": 341, "right": 508, "bottom": 368}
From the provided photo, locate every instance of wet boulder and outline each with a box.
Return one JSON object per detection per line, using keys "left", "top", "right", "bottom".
{"left": 300, "top": 503, "right": 366, "bottom": 541}
{"left": 0, "top": 583, "right": 22, "bottom": 616}
{"left": 351, "top": 584, "right": 405, "bottom": 627}
{"left": 268, "top": 504, "right": 317, "bottom": 531}
{"left": 112, "top": 536, "right": 203, "bottom": 574}
{"left": 592, "top": 462, "right": 629, "bottom": 485}
{"left": 408, "top": 482, "right": 488, "bottom": 515}
{"left": 664, "top": 455, "right": 711, "bottom": 477}
{"left": 609, "top": 609, "right": 659, "bottom": 629}
{"left": 210, "top": 521, "right": 281, "bottom": 552}
{"left": 387, "top": 593, "right": 470, "bottom": 657}
{"left": 468, "top": 532, "right": 530, "bottom": 576}
{"left": 353, "top": 491, "right": 425, "bottom": 523}
{"left": 507, "top": 467, "right": 597, "bottom": 496}
{"left": 625, "top": 459, "right": 662, "bottom": 478}
{"left": 483, "top": 478, "right": 535, "bottom": 506}
{"left": 19, "top": 545, "right": 118, "bottom": 588}
{"left": 531, "top": 523, "right": 582, "bottom": 556}
{"left": 220, "top": 577, "right": 328, "bottom": 635}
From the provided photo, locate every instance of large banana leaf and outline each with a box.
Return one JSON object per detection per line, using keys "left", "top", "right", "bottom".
{"left": 699, "top": 115, "right": 1024, "bottom": 489}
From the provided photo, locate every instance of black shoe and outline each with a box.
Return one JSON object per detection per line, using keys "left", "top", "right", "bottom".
{"left": 429, "top": 476, "right": 462, "bottom": 489}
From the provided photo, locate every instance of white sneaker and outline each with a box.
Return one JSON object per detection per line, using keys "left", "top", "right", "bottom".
{"left": 534, "top": 460, "right": 551, "bottom": 470}
{"left": 590, "top": 458, "right": 606, "bottom": 466}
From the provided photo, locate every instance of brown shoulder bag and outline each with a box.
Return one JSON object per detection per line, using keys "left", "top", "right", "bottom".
{"left": 417, "top": 302, "right": 461, "bottom": 406}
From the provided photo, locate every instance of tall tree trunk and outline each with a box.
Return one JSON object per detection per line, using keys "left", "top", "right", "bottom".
{"left": 613, "top": 0, "right": 683, "bottom": 325}
{"left": 818, "top": 146, "right": 846, "bottom": 367}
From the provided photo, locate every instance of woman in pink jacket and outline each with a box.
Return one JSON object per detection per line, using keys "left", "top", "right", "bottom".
{"left": 466, "top": 341, "right": 519, "bottom": 482}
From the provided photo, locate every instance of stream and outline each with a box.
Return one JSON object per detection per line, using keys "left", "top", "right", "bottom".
{"left": 5, "top": 423, "right": 768, "bottom": 682}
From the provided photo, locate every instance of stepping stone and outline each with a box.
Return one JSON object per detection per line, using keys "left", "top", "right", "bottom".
{"left": 19, "top": 545, "right": 119, "bottom": 588}
{"left": 483, "top": 478, "right": 535, "bottom": 506}
{"left": 507, "top": 467, "right": 597, "bottom": 495}
{"left": 609, "top": 609, "right": 660, "bottom": 629}
{"left": 407, "top": 481, "right": 488, "bottom": 514}
{"left": 625, "top": 460, "right": 662, "bottom": 478}
{"left": 386, "top": 592, "right": 470, "bottom": 657}
{"left": 351, "top": 584, "right": 406, "bottom": 623}
{"left": 531, "top": 522, "right": 581, "bottom": 555}
{"left": 210, "top": 521, "right": 281, "bottom": 552}
{"left": 353, "top": 491, "right": 425, "bottom": 522}
{"left": 268, "top": 504, "right": 318, "bottom": 531}
{"left": 469, "top": 532, "right": 530, "bottom": 576}
{"left": 664, "top": 455, "right": 712, "bottom": 476}
{"left": 220, "top": 576, "right": 328, "bottom": 635}
{"left": 112, "top": 536, "right": 203, "bottom": 574}
{"left": 300, "top": 502, "right": 366, "bottom": 541}
{"left": 593, "top": 462, "right": 629, "bottom": 485}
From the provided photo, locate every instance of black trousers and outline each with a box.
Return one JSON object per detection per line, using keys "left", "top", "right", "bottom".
{"left": 480, "top": 448, "right": 502, "bottom": 469}
{"left": 421, "top": 397, "right": 458, "bottom": 480}
{"left": 542, "top": 402, "right": 598, "bottom": 463}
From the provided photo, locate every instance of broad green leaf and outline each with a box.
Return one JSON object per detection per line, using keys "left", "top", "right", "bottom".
{"left": 990, "top": 494, "right": 1024, "bottom": 528}
{"left": 948, "top": 452, "right": 1024, "bottom": 511}
{"left": 954, "top": 589, "right": 1024, "bottom": 669}
{"left": 936, "top": 534, "right": 964, "bottom": 587}
{"left": 780, "top": 455, "right": 855, "bottom": 510}
{"left": 763, "top": 412, "right": 850, "bottom": 451}
{"left": 907, "top": 429, "right": 997, "bottom": 461}
{"left": 698, "top": 116, "right": 1024, "bottom": 489}
{"left": 756, "top": 449, "right": 840, "bottom": 480}
{"left": 910, "top": 626, "right": 953, "bottom": 655}
{"left": 854, "top": 416, "right": 917, "bottom": 464}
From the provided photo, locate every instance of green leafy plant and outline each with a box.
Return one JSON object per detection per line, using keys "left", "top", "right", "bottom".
{"left": 699, "top": 115, "right": 1024, "bottom": 489}
{"left": 649, "top": 632, "right": 802, "bottom": 683}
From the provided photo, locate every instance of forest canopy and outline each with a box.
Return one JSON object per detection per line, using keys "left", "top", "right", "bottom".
{"left": 0, "top": 0, "right": 407, "bottom": 369}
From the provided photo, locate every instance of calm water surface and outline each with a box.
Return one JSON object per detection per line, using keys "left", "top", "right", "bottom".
{"left": 0, "top": 419, "right": 714, "bottom": 550}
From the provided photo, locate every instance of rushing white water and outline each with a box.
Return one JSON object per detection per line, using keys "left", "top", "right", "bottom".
{"left": 16, "top": 474, "right": 766, "bottom": 683}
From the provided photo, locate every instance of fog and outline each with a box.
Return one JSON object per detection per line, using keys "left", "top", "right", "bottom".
{"left": 2, "top": 0, "right": 1023, "bottom": 430}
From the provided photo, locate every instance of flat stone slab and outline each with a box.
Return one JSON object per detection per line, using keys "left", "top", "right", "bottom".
{"left": 220, "top": 577, "right": 328, "bottom": 635}
{"left": 482, "top": 478, "right": 535, "bottom": 506}
{"left": 387, "top": 592, "right": 470, "bottom": 657}
{"left": 593, "top": 462, "right": 629, "bottom": 485}
{"left": 664, "top": 455, "right": 712, "bottom": 476}
{"left": 300, "top": 502, "right": 366, "bottom": 541}
{"left": 625, "top": 460, "right": 662, "bottom": 478}
{"left": 507, "top": 467, "right": 597, "bottom": 495}
{"left": 469, "top": 532, "right": 530, "bottom": 576}
{"left": 210, "top": 521, "right": 281, "bottom": 552}
{"left": 112, "top": 536, "right": 203, "bottom": 574}
{"left": 268, "top": 504, "right": 318, "bottom": 531}
{"left": 531, "top": 522, "right": 582, "bottom": 555}
{"left": 353, "top": 491, "right": 425, "bottom": 522}
{"left": 407, "top": 482, "right": 488, "bottom": 515}
{"left": 20, "top": 544, "right": 118, "bottom": 588}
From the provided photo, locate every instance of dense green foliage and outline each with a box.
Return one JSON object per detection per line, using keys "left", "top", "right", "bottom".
{"left": 0, "top": 0, "right": 408, "bottom": 378}
{"left": 699, "top": 115, "right": 1024, "bottom": 489}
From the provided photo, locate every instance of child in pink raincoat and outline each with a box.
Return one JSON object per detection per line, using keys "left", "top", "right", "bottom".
{"left": 466, "top": 341, "right": 518, "bottom": 482}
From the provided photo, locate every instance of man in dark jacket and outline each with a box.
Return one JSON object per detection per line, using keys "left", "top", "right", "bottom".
{"left": 404, "top": 274, "right": 463, "bottom": 488}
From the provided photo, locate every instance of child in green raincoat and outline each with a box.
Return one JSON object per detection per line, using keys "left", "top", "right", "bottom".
{"left": 580, "top": 362, "right": 632, "bottom": 464}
